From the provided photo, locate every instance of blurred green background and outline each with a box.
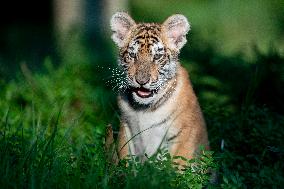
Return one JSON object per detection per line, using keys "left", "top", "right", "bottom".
{"left": 1, "top": 0, "right": 284, "bottom": 112}
{"left": 0, "top": 0, "right": 284, "bottom": 188}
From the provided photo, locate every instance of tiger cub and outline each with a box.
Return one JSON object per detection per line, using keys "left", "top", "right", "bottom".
{"left": 110, "top": 12, "right": 209, "bottom": 163}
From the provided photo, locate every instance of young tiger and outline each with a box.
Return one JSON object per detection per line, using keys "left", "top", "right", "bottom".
{"left": 110, "top": 12, "right": 209, "bottom": 163}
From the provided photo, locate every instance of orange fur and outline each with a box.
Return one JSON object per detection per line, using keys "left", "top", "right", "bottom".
{"left": 110, "top": 12, "right": 209, "bottom": 164}
{"left": 118, "top": 66, "right": 209, "bottom": 163}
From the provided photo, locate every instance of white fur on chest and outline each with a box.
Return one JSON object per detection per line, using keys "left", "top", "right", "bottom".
{"left": 119, "top": 70, "right": 184, "bottom": 158}
{"left": 120, "top": 95, "right": 178, "bottom": 157}
{"left": 135, "top": 108, "right": 172, "bottom": 156}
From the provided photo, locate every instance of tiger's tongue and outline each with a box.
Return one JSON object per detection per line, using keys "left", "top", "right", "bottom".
{"left": 137, "top": 89, "right": 151, "bottom": 97}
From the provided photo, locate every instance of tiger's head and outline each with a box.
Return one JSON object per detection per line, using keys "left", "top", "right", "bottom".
{"left": 110, "top": 12, "right": 190, "bottom": 106}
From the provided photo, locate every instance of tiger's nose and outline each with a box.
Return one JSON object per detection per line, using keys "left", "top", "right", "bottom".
{"left": 135, "top": 75, "right": 150, "bottom": 85}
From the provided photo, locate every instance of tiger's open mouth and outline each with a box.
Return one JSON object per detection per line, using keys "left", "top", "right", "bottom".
{"left": 133, "top": 87, "right": 154, "bottom": 98}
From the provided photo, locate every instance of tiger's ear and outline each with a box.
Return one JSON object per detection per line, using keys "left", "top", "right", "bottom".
{"left": 110, "top": 12, "right": 136, "bottom": 47}
{"left": 162, "top": 14, "right": 190, "bottom": 50}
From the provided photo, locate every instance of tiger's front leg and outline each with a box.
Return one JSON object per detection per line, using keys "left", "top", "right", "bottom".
{"left": 117, "top": 123, "right": 130, "bottom": 160}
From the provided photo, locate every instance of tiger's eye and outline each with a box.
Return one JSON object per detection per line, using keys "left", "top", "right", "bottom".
{"left": 153, "top": 53, "right": 163, "bottom": 60}
{"left": 129, "top": 52, "right": 136, "bottom": 58}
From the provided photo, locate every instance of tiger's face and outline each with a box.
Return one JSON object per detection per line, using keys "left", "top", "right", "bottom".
{"left": 111, "top": 12, "right": 190, "bottom": 105}
{"left": 119, "top": 24, "right": 178, "bottom": 105}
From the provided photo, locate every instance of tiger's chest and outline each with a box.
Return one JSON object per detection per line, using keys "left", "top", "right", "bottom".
{"left": 123, "top": 105, "right": 177, "bottom": 158}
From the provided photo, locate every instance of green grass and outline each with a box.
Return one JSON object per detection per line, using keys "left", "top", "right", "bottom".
{"left": 0, "top": 43, "right": 283, "bottom": 188}
{"left": 0, "top": 59, "right": 218, "bottom": 188}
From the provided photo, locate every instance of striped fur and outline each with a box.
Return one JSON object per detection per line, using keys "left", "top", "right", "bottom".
{"left": 111, "top": 12, "right": 209, "bottom": 163}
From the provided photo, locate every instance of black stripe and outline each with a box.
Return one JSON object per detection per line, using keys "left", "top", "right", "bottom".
{"left": 134, "top": 36, "right": 146, "bottom": 41}
{"left": 167, "top": 130, "right": 182, "bottom": 141}
{"left": 152, "top": 77, "right": 177, "bottom": 110}
{"left": 150, "top": 36, "right": 159, "bottom": 42}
